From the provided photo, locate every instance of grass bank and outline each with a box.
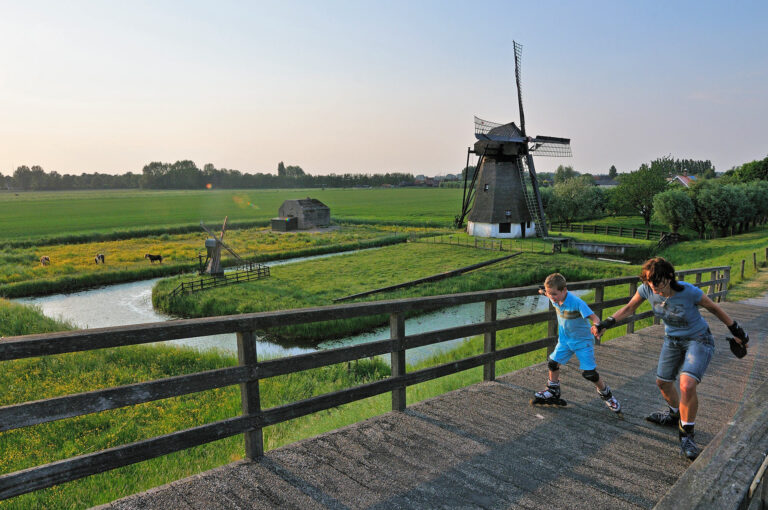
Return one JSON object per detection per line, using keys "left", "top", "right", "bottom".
{"left": 0, "top": 226, "right": 429, "bottom": 298}
{"left": 153, "top": 242, "right": 634, "bottom": 346}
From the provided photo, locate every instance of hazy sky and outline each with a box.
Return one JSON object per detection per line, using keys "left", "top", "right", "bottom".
{"left": 1, "top": 1, "right": 766, "bottom": 177}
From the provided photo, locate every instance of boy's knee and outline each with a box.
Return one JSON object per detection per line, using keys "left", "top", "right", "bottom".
{"left": 548, "top": 359, "right": 560, "bottom": 372}
{"left": 656, "top": 378, "right": 673, "bottom": 390}
{"left": 582, "top": 369, "right": 600, "bottom": 382}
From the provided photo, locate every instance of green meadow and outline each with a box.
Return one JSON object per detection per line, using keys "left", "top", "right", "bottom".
{"left": 0, "top": 188, "right": 461, "bottom": 241}
{"left": 3, "top": 187, "right": 768, "bottom": 509}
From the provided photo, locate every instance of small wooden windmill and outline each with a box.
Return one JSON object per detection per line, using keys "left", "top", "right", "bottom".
{"left": 200, "top": 216, "right": 243, "bottom": 275}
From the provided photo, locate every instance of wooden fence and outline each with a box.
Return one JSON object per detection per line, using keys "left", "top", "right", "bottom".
{"left": 0, "top": 266, "right": 730, "bottom": 500}
{"left": 169, "top": 263, "right": 270, "bottom": 298}
{"left": 550, "top": 222, "right": 669, "bottom": 241}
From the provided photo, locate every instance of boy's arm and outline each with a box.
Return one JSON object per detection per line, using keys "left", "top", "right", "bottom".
{"left": 587, "top": 313, "right": 602, "bottom": 338}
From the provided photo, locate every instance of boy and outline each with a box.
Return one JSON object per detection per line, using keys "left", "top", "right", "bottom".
{"left": 532, "top": 273, "right": 621, "bottom": 414}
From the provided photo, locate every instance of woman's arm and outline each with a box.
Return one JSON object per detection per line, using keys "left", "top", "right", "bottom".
{"left": 593, "top": 291, "right": 646, "bottom": 338}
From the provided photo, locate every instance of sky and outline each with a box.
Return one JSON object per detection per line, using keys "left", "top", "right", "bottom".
{"left": 1, "top": 0, "right": 766, "bottom": 178}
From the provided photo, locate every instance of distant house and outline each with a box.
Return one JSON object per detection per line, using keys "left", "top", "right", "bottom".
{"left": 668, "top": 174, "right": 697, "bottom": 188}
{"left": 275, "top": 198, "right": 330, "bottom": 230}
{"left": 593, "top": 176, "right": 619, "bottom": 188}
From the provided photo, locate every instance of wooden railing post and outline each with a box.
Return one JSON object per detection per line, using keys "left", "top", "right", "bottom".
{"left": 626, "top": 282, "right": 637, "bottom": 334}
{"left": 741, "top": 259, "right": 746, "bottom": 280}
{"left": 593, "top": 286, "right": 604, "bottom": 344}
{"left": 483, "top": 300, "right": 497, "bottom": 381}
{"left": 753, "top": 252, "right": 757, "bottom": 271}
{"left": 709, "top": 270, "right": 717, "bottom": 298}
{"left": 390, "top": 312, "right": 406, "bottom": 411}
{"left": 547, "top": 300, "right": 557, "bottom": 357}
{"left": 723, "top": 268, "right": 730, "bottom": 302}
{"left": 237, "top": 330, "right": 263, "bottom": 459}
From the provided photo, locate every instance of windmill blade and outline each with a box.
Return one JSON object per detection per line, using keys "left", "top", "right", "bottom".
{"left": 219, "top": 216, "right": 229, "bottom": 242}
{"left": 200, "top": 222, "right": 220, "bottom": 242}
{"left": 529, "top": 135, "right": 572, "bottom": 157}
{"left": 218, "top": 238, "right": 243, "bottom": 261}
{"left": 474, "top": 116, "right": 503, "bottom": 136}
{"left": 513, "top": 41, "right": 526, "bottom": 137}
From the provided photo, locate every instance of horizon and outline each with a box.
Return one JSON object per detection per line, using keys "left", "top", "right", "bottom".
{"left": 1, "top": 1, "right": 766, "bottom": 177}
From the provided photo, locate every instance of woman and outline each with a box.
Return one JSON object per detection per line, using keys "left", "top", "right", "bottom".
{"left": 594, "top": 257, "right": 749, "bottom": 461}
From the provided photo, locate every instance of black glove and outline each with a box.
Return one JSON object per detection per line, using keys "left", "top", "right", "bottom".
{"left": 728, "top": 336, "right": 749, "bottom": 359}
{"left": 728, "top": 321, "right": 748, "bottom": 342}
{"left": 596, "top": 316, "right": 616, "bottom": 332}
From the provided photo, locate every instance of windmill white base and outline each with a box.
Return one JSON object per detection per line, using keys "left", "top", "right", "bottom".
{"left": 467, "top": 221, "right": 538, "bottom": 239}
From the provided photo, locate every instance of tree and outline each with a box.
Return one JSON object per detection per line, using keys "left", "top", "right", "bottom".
{"left": 554, "top": 165, "right": 579, "bottom": 185}
{"left": 732, "top": 155, "right": 768, "bottom": 183}
{"left": 608, "top": 165, "right": 618, "bottom": 179}
{"left": 612, "top": 163, "right": 669, "bottom": 226}
{"left": 652, "top": 189, "right": 694, "bottom": 233}
{"left": 698, "top": 184, "right": 745, "bottom": 237}
{"left": 546, "top": 177, "right": 602, "bottom": 226}
{"left": 13, "top": 165, "right": 32, "bottom": 189}
{"left": 277, "top": 161, "right": 286, "bottom": 177}
{"left": 684, "top": 180, "right": 714, "bottom": 239}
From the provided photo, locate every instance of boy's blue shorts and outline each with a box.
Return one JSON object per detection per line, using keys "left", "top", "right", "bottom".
{"left": 550, "top": 340, "right": 596, "bottom": 370}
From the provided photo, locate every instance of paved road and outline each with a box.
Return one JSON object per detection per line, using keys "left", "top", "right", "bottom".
{"left": 98, "top": 301, "right": 768, "bottom": 509}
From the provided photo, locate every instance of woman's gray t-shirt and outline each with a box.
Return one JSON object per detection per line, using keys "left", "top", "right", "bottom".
{"left": 638, "top": 281, "right": 708, "bottom": 338}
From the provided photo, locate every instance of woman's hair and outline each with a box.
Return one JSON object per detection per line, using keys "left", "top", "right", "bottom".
{"left": 640, "top": 257, "right": 683, "bottom": 291}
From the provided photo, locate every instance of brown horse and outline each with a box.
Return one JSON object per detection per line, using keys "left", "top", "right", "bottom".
{"left": 40, "top": 256, "right": 51, "bottom": 266}
{"left": 144, "top": 253, "right": 163, "bottom": 264}
{"left": 94, "top": 253, "right": 105, "bottom": 264}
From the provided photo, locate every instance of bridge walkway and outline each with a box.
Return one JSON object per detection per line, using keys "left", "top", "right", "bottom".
{"left": 99, "top": 301, "right": 768, "bottom": 510}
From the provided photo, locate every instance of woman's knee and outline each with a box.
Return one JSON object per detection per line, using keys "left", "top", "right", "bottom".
{"left": 679, "top": 376, "right": 698, "bottom": 395}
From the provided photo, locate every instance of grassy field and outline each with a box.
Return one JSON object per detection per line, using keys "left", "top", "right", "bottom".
{"left": 0, "top": 188, "right": 462, "bottom": 241}
{"left": 0, "top": 224, "right": 429, "bottom": 296}
{"left": 153, "top": 242, "right": 635, "bottom": 345}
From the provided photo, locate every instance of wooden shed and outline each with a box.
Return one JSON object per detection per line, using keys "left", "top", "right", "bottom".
{"left": 277, "top": 198, "right": 330, "bottom": 230}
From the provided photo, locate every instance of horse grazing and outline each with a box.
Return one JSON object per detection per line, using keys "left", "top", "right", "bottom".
{"left": 94, "top": 253, "right": 105, "bottom": 264}
{"left": 40, "top": 256, "right": 51, "bottom": 266}
{"left": 144, "top": 253, "right": 163, "bottom": 264}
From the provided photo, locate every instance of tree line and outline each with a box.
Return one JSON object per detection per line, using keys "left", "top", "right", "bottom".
{"left": 2, "top": 161, "right": 417, "bottom": 191}
{"left": 543, "top": 154, "right": 768, "bottom": 239}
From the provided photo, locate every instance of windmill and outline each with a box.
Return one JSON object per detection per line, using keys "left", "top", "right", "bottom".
{"left": 456, "top": 41, "right": 572, "bottom": 238}
{"left": 199, "top": 216, "right": 243, "bottom": 275}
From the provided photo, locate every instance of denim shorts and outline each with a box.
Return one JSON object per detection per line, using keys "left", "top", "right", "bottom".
{"left": 656, "top": 330, "right": 715, "bottom": 383}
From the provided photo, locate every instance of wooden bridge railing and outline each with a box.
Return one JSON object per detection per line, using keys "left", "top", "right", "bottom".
{"left": 0, "top": 266, "right": 730, "bottom": 500}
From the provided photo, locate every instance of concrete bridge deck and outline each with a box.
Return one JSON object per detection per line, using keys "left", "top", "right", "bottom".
{"left": 99, "top": 301, "right": 768, "bottom": 510}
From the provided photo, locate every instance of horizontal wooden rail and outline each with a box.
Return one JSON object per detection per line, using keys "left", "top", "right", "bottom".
{"left": 549, "top": 222, "right": 670, "bottom": 241}
{"left": 0, "top": 265, "right": 731, "bottom": 500}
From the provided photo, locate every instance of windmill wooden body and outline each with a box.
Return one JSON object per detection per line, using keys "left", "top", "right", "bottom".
{"left": 200, "top": 216, "right": 243, "bottom": 275}
{"left": 456, "top": 41, "right": 572, "bottom": 238}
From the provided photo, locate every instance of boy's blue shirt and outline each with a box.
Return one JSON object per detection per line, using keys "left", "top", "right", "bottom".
{"left": 550, "top": 291, "right": 594, "bottom": 345}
